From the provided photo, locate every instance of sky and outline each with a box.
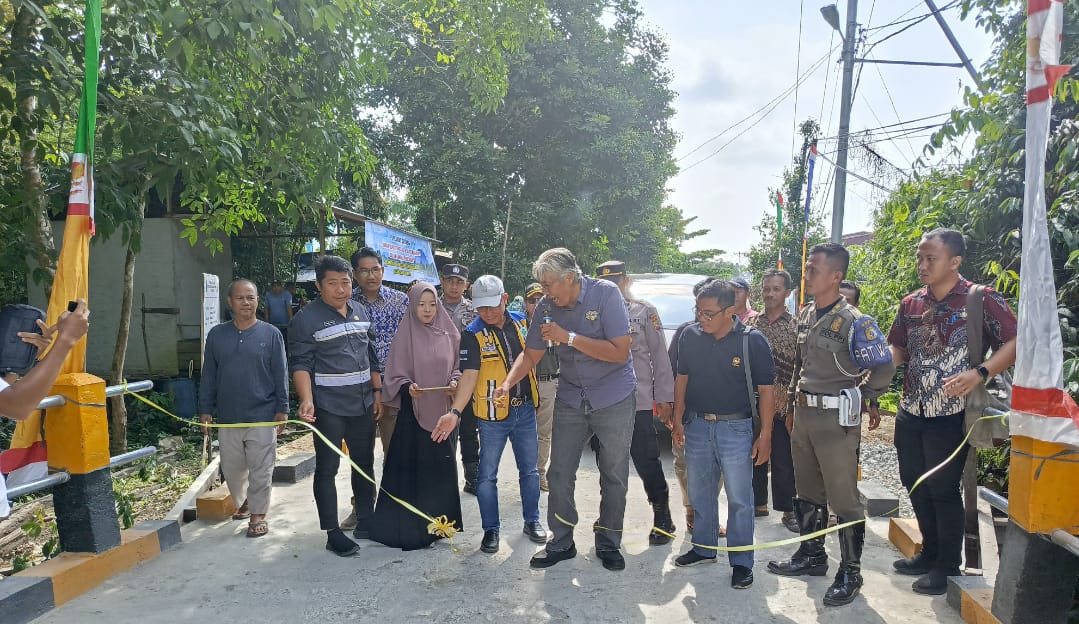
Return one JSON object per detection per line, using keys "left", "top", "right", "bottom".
{"left": 631, "top": 0, "right": 995, "bottom": 260}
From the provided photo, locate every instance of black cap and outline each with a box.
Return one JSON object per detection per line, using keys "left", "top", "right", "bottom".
{"left": 595, "top": 260, "right": 626, "bottom": 280}
{"left": 730, "top": 277, "right": 750, "bottom": 291}
{"left": 441, "top": 264, "right": 469, "bottom": 280}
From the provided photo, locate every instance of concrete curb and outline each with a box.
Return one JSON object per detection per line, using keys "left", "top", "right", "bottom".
{"left": 0, "top": 519, "right": 181, "bottom": 624}
{"left": 273, "top": 453, "right": 315, "bottom": 483}
{"left": 166, "top": 456, "right": 221, "bottom": 524}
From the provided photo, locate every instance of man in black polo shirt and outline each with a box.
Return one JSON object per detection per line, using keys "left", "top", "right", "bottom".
{"left": 671, "top": 279, "right": 775, "bottom": 589}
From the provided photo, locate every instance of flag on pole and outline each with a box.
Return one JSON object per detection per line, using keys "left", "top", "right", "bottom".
{"left": 1010, "top": 0, "right": 1079, "bottom": 447}
{"left": 799, "top": 142, "right": 818, "bottom": 306}
{"left": 774, "top": 191, "right": 785, "bottom": 270}
{"left": 3, "top": 0, "right": 101, "bottom": 487}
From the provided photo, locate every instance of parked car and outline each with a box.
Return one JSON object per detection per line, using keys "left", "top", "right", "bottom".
{"left": 627, "top": 273, "right": 712, "bottom": 344}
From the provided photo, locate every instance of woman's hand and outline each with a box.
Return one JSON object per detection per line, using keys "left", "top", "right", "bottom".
{"left": 408, "top": 383, "right": 422, "bottom": 398}
{"left": 431, "top": 412, "right": 460, "bottom": 443}
{"left": 446, "top": 379, "right": 458, "bottom": 397}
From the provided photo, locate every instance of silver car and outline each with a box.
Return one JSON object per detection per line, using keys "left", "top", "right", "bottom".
{"left": 627, "top": 273, "right": 713, "bottom": 344}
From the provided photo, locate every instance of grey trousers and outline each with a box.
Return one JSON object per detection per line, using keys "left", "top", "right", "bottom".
{"left": 218, "top": 426, "right": 277, "bottom": 516}
{"left": 790, "top": 403, "right": 863, "bottom": 520}
{"left": 547, "top": 392, "right": 635, "bottom": 553}
{"left": 536, "top": 379, "right": 558, "bottom": 480}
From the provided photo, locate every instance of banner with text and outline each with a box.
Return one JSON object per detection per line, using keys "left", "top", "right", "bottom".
{"left": 364, "top": 222, "right": 440, "bottom": 286}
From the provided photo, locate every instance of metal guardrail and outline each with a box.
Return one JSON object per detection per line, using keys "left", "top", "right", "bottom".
{"left": 5, "top": 381, "right": 157, "bottom": 503}
{"left": 978, "top": 486, "right": 1079, "bottom": 559}
{"left": 36, "top": 379, "right": 154, "bottom": 410}
{"left": 110, "top": 446, "right": 157, "bottom": 469}
{"left": 6, "top": 472, "right": 71, "bottom": 499}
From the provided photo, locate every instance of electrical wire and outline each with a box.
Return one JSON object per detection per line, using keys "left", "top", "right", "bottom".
{"left": 673, "top": 46, "right": 832, "bottom": 163}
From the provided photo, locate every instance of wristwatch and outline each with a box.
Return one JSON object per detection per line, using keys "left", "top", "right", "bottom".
{"left": 450, "top": 408, "right": 461, "bottom": 417}
{"left": 567, "top": 332, "right": 577, "bottom": 348}
{"left": 975, "top": 365, "right": 990, "bottom": 381}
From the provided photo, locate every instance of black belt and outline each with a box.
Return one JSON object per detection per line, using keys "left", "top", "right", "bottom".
{"left": 699, "top": 412, "right": 751, "bottom": 422}
{"left": 537, "top": 374, "right": 559, "bottom": 382}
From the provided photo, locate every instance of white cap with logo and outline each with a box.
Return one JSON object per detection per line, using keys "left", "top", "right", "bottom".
{"left": 471, "top": 275, "right": 506, "bottom": 308}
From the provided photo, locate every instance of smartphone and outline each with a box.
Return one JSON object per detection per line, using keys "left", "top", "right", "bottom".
{"left": 67, "top": 301, "right": 78, "bottom": 312}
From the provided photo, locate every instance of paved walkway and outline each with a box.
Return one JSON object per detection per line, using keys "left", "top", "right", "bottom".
{"left": 38, "top": 442, "right": 960, "bottom": 624}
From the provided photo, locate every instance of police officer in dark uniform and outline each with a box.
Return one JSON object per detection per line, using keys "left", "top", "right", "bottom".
{"left": 766, "top": 244, "right": 895, "bottom": 606}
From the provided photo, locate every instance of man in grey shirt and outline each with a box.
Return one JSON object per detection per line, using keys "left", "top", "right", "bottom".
{"left": 199, "top": 279, "right": 289, "bottom": 538}
{"left": 499, "top": 248, "right": 636, "bottom": 572}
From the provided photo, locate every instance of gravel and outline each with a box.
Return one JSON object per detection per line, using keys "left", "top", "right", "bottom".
{"left": 861, "top": 442, "right": 914, "bottom": 518}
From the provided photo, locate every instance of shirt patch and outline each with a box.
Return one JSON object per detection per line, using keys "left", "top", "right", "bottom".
{"left": 830, "top": 316, "right": 844, "bottom": 333}
{"left": 650, "top": 313, "right": 662, "bottom": 332}
{"left": 732, "top": 356, "right": 742, "bottom": 367}
{"left": 585, "top": 310, "right": 599, "bottom": 321}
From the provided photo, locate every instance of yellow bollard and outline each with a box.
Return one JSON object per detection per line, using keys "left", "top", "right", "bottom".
{"left": 43, "top": 372, "right": 120, "bottom": 554}
{"left": 1008, "top": 435, "right": 1079, "bottom": 535}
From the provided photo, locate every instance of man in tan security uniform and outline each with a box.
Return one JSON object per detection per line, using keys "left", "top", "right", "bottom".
{"left": 767, "top": 243, "right": 895, "bottom": 607}
{"left": 596, "top": 260, "right": 677, "bottom": 544}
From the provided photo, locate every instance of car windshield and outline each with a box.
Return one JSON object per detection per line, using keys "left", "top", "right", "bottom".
{"left": 629, "top": 283, "right": 697, "bottom": 327}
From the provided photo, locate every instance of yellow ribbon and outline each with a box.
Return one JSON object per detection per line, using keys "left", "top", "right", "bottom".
{"left": 125, "top": 387, "right": 460, "bottom": 545}
{"left": 569, "top": 412, "right": 1009, "bottom": 553}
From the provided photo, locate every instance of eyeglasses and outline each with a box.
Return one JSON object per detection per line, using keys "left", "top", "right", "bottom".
{"left": 526, "top": 297, "right": 541, "bottom": 304}
{"left": 355, "top": 267, "right": 383, "bottom": 277}
{"left": 694, "top": 307, "right": 725, "bottom": 320}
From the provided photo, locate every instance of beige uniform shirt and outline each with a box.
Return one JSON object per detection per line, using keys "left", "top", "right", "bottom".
{"left": 627, "top": 298, "right": 675, "bottom": 408}
{"left": 789, "top": 299, "right": 894, "bottom": 401}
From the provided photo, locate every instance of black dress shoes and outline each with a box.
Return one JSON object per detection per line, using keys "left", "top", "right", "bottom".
{"left": 530, "top": 544, "right": 577, "bottom": 569}
{"left": 523, "top": 521, "right": 548, "bottom": 544}
{"left": 481, "top": 529, "right": 499, "bottom": 554}
{"left": 597, "top": 550, "right": 625, "bottom": 571}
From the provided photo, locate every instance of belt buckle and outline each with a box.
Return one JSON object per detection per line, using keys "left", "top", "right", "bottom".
{"left": 701, "top": 413, "right": 718, "bottom": 422}
{"left": 510, "top": 397, "right": 524, "bottom": 407}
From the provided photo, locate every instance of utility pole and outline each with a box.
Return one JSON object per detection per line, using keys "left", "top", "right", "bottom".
{"left": 923, "top": 0, "right": 986, "bottom": 91}
{"left": 831, "top": 0, "right": 857, "bottom": 244}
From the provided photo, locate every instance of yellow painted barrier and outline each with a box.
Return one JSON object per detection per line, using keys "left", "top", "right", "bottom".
{"left": 45, "top": 373, "right": 109, "bottom": 475}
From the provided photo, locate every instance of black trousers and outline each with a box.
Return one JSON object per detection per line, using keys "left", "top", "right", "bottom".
{"left": 458, "top": 402, "right": 480, "bottom": 466}
{"left": 631, "top": 409, "right": 669, "bottom": 505}
{"left": 312, "top": 408, "right": 377, "bottom": 531}
{"left": 752, "top": 416, "right": 796, "bottom": 511}
{"left": 894, "top": 407, "right": 969, "bottom": 571}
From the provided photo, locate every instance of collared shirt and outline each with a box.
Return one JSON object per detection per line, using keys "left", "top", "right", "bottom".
{"left": 746, "top": 309, "right": 797, "bottom": 419}
{"left": 351, "top": 284, "right": 408, "bottom": 369}
{"left": 199, "top": 321, "right": 289, "bottom": 424}
{"left": 737, "top": 306, "right": 759, "bottom": 322}
{"left": 791, "top": 299, "right": 895, "bottom": 400}
{"left": 627, "top": 297, "right": 675, "bottom": 407}
{"left": 676, "top": 320, "right": 775, "bottom": 415}
{"left": 442, "top": 296, "right": 478, "bottom": 335}
{"left": 289, "top": 298, "right": 380, "bottom": 417}
{"left": 460, "top": 312, "right": 535, "bottom": 400}
{"left": 525, "top": 276, "right": 635, "bottom": 410}
{"left": 888, "top": 277, "right": 1017, "bottom": 417}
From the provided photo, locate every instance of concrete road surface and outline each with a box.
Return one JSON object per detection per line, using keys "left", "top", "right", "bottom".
{"left": 37, "top": 441, "right": 961, "bottom": 624}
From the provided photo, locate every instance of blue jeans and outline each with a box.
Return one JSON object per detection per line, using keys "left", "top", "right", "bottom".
{"left": 685, "top": 414, "right": 755, "bottom": 568}
{"left": 476, "top": 402, "right": 541, "bottom": 531}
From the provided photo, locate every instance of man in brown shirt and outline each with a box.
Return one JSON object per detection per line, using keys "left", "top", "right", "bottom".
{"left": 746, "top": 269, "right": 798, "bottom": 533}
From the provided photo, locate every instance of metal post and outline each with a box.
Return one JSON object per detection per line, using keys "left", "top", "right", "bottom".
{"left": 923, "top": 0, "right": 986, "bottom": 91}
{"left": 831, "top": 0, "right": 857, "bottom": 244}
{"left": 500, "top": 200, "right": 512, "bottom": 279}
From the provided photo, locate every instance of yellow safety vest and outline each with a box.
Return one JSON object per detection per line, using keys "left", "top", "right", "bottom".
{"left": 471, "top": 315, "right": 539, "bottom": 421}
